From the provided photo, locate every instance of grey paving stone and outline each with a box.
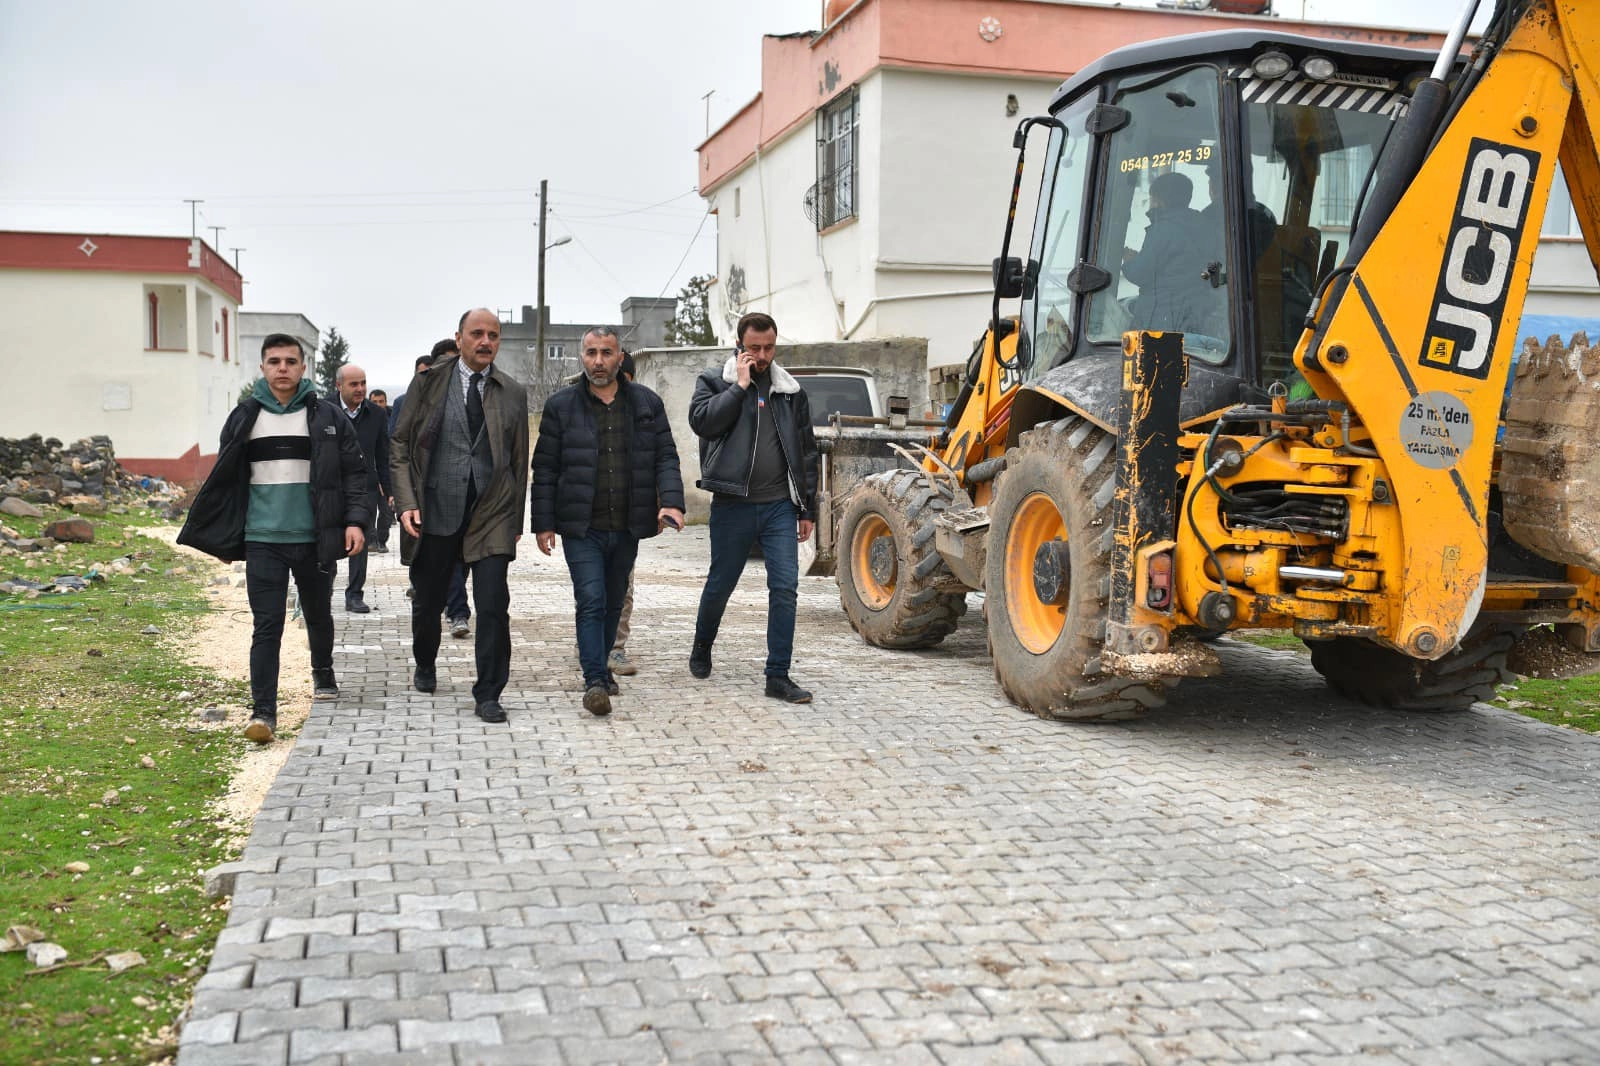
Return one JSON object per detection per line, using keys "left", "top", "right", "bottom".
{"left": 175, "top": 534, "right": 1600, "bottom": 1064}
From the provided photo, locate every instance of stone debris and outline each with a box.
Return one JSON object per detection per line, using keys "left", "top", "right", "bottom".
{"left": 25, "top": 942, "right": 67, "bottom": 968}
{"left": 1, "top": 925, "right": 45, "bottom": 952}
{"left": 104, "top": 951, "right": 145, "bottom": 973}
{"left": 63, "top": 861, "right": 89, "bottom": 874}
{"left": 41, "top": 518, "right": 94, "bottom": 544}
{"left": 0, "top": 497, "right": 43, "bottom": 518}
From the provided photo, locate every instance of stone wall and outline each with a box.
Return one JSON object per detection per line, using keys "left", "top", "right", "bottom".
{"left": 0, "top": 434, "right": 146, "bottom": 506}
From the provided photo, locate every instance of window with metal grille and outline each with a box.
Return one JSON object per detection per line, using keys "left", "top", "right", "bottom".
{"left": 812, "top": 88, "right": 858, "bottom": 230}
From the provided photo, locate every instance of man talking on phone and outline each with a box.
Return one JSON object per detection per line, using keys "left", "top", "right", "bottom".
{"left": 687, "top": 311, "right": 820, "bottom": 703}
{"left": 532, "top": 326, "right": 685, "bottom": 717}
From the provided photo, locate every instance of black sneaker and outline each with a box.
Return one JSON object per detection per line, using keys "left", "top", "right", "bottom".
{"left": 475, "top": 700, "right": 507, "bottom": 723}
{"left": 413, "top": 666, "right": 436, "bottom": 693}
{"left": 312, "top": 668, "right": 339, "bottom": 699}
{"left": 345, "top": 596, "right": 372, "bottom": 614}
{"left": 606, "top": 674, "right": 621, "bottom": 697}
{"left": 765, "top": 676, "right": 812, "bottom": 704}
{"left": 688, "top": 641, "right": 712, "bottom": 679}
{"left": 583, "top": 685, "right": 612, "bottom": 717}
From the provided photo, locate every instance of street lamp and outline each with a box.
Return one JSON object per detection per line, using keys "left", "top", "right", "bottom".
{"left": 535, "top": 233, "right": 573, "bottom": 390}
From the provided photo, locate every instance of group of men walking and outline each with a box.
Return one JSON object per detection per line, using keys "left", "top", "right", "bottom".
{"left": 179, "top": 308, "right": 820, "bottom": 740}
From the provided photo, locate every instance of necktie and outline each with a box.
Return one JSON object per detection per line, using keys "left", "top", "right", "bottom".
{"left": 466, "top": 372, "right": 485, "bottom": 442}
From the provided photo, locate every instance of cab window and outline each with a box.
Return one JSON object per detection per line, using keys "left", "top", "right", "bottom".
{"left": 1085, "top": 65, "right": 1229, "bottom": 364}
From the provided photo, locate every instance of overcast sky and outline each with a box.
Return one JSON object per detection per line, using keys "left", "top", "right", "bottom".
{"left": 1, "top": 0, "right": 1489, "bottom": 391}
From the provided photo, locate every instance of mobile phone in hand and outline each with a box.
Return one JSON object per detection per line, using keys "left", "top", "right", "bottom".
{"left": 663, "top": 514, "right": 682, "bottom": 530}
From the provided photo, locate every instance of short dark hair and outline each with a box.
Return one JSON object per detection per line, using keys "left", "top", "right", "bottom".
{"left": 369, "top": 388, "right": 387, "bottom": 400}
{"left": 415, "top": 354, "right": 437, "bottom": 373}
{"left": 261, "top": 333, "right": 304, "bottom": 359}
{"left": 736, "top": 312, "right": 777, "bottom": 343}
{"left": 430, "top": 338, "right": 458, "bottom": 359}
{"left": 619, "top": 351, "right": 636, "bottom": 380}
{"left": 1150, "top": 171, "right": 1194, "bottom": 209}
{"left": 582, "top": 325, "right": 621, "bottom": 348}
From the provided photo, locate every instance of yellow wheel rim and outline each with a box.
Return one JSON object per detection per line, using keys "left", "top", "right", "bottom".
{"left": 850, "top": 513, "right": 895, "bottom": 610}
{"left": 1005, "top": 491, "right": 1068, "bottom": 654}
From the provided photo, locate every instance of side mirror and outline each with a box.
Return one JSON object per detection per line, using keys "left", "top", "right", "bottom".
{"left": 992, "top": 257, "right": 1038, "bottom": 300}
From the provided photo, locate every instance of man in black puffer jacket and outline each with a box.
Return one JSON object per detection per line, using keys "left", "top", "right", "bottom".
{"left": 179, "top": 334, "right": 371, "bottom": 744}
{"left": 531, "top": 326, "right": 685, "bottom": 717}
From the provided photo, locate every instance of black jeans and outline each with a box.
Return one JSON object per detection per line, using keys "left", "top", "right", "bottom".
{"left": 412, "top": 525, "right": 511, "bottom": 703}
{"left": 345, "top": 537, "right": 371, "bottom": 600}
{"left": 373, "top": 494, "right": 393, "bottom": 548}
{"left": 245, "top": 541, "right": 334, "bottom": 718}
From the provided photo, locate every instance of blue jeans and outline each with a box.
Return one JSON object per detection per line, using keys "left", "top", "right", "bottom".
{"left": 694, "top": 498, "right": 799, "bottom": 678}
{"left": 563, "top": 529, "right": 640, "bottom": 688}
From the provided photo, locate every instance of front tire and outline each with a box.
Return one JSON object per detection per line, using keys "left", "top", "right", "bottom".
{"left": 837, "top": 470, "right": 968, "bottom": 649}
{"left": 984, "top": 417, "right": 1165, "bottom": 720}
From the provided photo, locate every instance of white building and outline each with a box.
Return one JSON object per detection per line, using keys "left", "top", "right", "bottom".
{"left": 240, "top": 312, "right": 320, "bottom": 382}
{"left": 699, "top": 0, "right": 1599, "bottom": 373}
{"left": 0, "top": 230, "right": 245, "bottom": 483}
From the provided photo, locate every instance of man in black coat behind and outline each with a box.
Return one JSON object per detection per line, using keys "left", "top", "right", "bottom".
{"left": 531, "top": 326, "right": 685, "bottom": 718}
{"left": 333, "top": 363, "right": 390, "bottom": 613}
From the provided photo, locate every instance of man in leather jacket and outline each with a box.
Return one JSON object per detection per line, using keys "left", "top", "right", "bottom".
{"left": 687, "top": 312, "right": 820, "bottom": 704}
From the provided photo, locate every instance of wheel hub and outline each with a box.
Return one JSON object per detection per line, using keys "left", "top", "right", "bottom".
{"left": 868, "top": 536, "right": 897, "bottom": 585}
{"left": 1032, "top": 539, "right": 1071, "bottom": 605}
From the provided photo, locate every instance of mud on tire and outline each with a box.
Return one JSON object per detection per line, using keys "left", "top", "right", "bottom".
{"left": 983, "top": 416, "right": 1166, "bottom": 721}
{"left": 836, "top": 469, "right": 968, "bottom": 649}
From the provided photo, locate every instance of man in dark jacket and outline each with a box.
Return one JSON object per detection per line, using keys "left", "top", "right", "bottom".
{"left": 390, "top": 310, "right": 529, "bottom": 724}
{"left": 1121, "top": 170, "right": 1219, "bottom": 337}
{"left": 178, "top": 334, "right": 371, "bottom": 743}
{"left": 687, "top": 311, "right": 819, "bottom": 704}
{"left": 532, "top": 327, "right": 685, "bottom": 717}
{"left": 333, "top": 363, "right": 390, "bottom": 613}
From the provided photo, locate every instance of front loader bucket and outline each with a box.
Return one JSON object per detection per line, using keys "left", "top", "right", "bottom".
{"left": 1501, "top": 332, "right": 1600, "bottom": 571}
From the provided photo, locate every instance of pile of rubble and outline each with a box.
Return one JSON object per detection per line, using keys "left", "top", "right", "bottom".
{"left": 0, "top": 434, "right": 182, "bottom": 510}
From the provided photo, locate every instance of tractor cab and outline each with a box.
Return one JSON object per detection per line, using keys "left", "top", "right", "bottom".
{"left": 1009, "top": 31, "right": 1439, "bottom": 432}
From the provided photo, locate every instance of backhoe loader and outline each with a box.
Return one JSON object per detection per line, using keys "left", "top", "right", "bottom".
{"left": 830, "top": 0, "right": 1600, "bottom": 720}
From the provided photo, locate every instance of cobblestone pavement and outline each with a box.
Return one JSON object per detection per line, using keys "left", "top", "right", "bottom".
{"left": 178, "top": 527, "right": 1600, "bottom": 1065}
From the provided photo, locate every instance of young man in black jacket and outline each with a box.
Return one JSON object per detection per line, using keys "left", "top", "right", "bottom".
{"left": 531, "top": 327, "right": 685, "bottom": 717}
{"left": 687, "top": 311, "right": 820, "bottom": 704}
{"left": 332, "top": 363, "right": 390, "bottom": 613}
{"left": 179, "top": 334, "right": 371, "bottom": 743}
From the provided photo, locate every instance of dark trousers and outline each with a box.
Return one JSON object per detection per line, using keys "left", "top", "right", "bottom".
{"left": 694, "top": 498, "right": 799, "bottom": 678}
{"left": 373, "top": 494, "right": 393, "bottom": 548}
{"left": 245, "top": 541, "right": 334, "bottom": 717}
{"left": 345, "top": 539, "right": 370, "bottom": 600}
{"left": 562, "top": 528, "right": 639, "bottom": 688}
{"left": 446, "top": 561, "right": 470, "bottom": 622}
{"left": 412, "top": 520, "right": 511, "bottom": 703}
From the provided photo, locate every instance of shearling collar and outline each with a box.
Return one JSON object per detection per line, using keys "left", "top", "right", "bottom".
{"left": 721, "top": 355, "right": 800, "bottom": 394}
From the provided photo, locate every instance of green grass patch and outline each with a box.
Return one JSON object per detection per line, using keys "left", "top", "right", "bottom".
{"left": 1228, "top": 629, "right": 1308, "bottom": 652}
{"left": 0, "top": 506, "right": 245, "bottom": 1065}
{"left": 1492, "top": 674, "right": 1600, "bottom": 734}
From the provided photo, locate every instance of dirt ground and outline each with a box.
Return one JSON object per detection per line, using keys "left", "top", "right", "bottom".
{"left": 147, "top": 528, "right": 311, "bottom": 842}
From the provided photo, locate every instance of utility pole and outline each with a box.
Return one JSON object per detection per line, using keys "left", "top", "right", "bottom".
{"left": 208, "top": 225, "right": 225, "bottom": 250}
{"left": 701, "top": 89, "right": 715, "bottom": 137}
{"left": 183, "top": 199, "right": 203, "bottom": 238}
{"left": 536, "top": 178, "right": 549, "bottom": 393}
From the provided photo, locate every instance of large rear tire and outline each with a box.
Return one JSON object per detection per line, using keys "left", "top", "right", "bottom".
{"left": 837, "top": 470, "right": 968, "bottom": 649}
{"left": 1309, "top": 628, "right": 1517, "bottom": 711}
{"left": 984, "top": 417, "right": 1165, "bottom": 721}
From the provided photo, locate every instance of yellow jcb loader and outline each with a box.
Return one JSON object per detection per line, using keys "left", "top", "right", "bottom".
{"left": 828, "top": 0, "right": 1600, "bottom": 720}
